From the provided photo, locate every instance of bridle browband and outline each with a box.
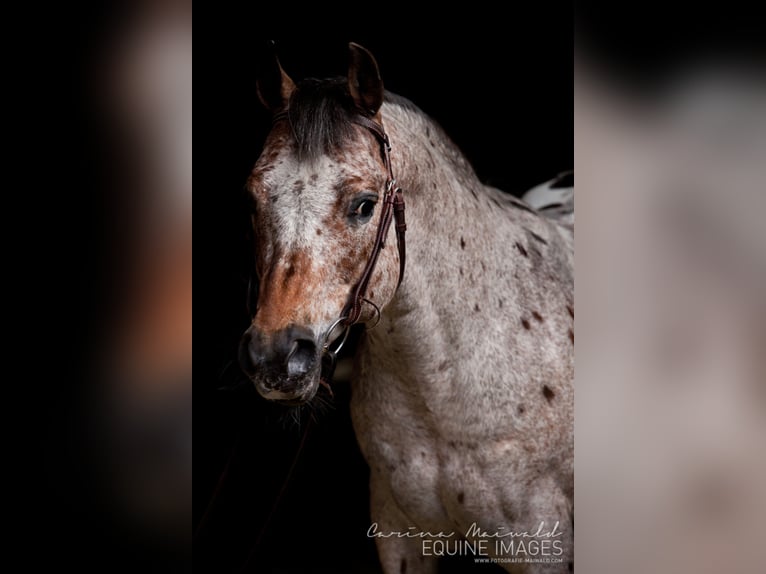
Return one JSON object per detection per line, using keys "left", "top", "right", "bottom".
{"left": 272, "top": 109, "right": 407, "bottom": 386}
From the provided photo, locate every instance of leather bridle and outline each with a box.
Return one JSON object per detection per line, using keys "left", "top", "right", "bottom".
{"left": 340, "top": 114, "right": 407, "bottom": 323}
{"left": 272, "top": 109, "right": 407, "bottom": 386}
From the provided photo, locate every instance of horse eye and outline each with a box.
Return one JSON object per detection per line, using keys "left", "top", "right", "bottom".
{"left": 351, "top": 198, "right": 376, "bottom": 223}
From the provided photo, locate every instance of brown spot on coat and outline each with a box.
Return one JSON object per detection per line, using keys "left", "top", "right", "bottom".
{"left": 543, "top": 385, "right": 555, "bottom": 402}
{"left": 460, "top": 237, "right": 466, "bottom": 249}
{"left": 517, "top": 404, "right": 525, "bottom": 415}
{"left": 521, "top": 318, "right": 531, "bottom": 330}
{"left": 457, "top": 492, "right": 465, "bottom": 504}
{"left": 498, "top": 299, "right": 504, "bottom": 308}
{"left": 251, "top": 140, "right": 284, "bottom": 179}
{"left": 315, "top": 228, "right": 322, "bottom": 236}
{"left": 336, "top": 174, "right": 368, "bottom": 196}
{"left": 515, "top": 242, "right": 528, "bottom": 257}
{"left": 474, "top": 303, "right": 480, "bottom": 312}
{"left": 338, "top": 250, "right": 362, "bottom": 284}
{"left": 532, "top": 311, "right": 543, "bottom": 322}
{"left": 569, "top": 329, "right": 574, "bottom": 344}
{"left": 567, "top": 305, "right": 574, "bottom": 318}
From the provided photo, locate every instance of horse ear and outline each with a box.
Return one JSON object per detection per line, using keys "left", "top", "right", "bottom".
{"left": 348, "top": 42, "right": 384, "bottom": 116}
{"left": 256, "top": 41, "right": 295, "bottom": 112}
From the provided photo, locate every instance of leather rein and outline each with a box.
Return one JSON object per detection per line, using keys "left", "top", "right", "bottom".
{"left": 272, "top": 110, "right": 407, "bottom": 386}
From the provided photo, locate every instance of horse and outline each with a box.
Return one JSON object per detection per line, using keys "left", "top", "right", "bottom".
{"left": 239, "top": 43, "right": 574, "bottom": 573}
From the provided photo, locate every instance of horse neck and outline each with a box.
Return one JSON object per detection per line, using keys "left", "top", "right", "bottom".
{"left": 382, "top": 103, "right": 489, "bottom": 247}
{"left": 366, "top": 104, "right": 508, "bottom": 374}
{"left": 383, "top": 103, "right": 483, "bottom": 211}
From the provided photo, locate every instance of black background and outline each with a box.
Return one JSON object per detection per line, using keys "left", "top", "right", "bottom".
{"left": 195, "top": 11, "right": 573, "bottom": 574}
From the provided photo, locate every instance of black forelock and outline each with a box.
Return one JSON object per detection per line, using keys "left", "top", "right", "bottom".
{"left": 284, "top": 77, "right": 358, "bottom": 160}
{"left": 282, "top": 78, "right": 419, "bottom": 161}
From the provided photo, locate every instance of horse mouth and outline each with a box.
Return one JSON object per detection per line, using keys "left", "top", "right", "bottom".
{"left": 252, "top": 373, "right": 320, "bottom": 405}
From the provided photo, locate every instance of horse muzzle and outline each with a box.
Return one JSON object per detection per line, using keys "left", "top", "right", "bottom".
{"left": 239, "top": 324, "right": 321, "bottom": 403}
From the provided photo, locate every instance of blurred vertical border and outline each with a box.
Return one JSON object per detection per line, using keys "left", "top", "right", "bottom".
{"left": 576, "top": 3, "right": 765, "bottom": 573}
{"left": 4, "top": 1, "right": 191, "bottom": 572}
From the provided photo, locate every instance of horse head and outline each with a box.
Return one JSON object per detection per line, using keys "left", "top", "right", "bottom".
{"left": 240, "top": 43, "right": 403, "bottom": 404}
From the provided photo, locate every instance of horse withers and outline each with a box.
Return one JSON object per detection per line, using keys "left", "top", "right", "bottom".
{"left": 240, "top": 43, "right": 574, "bottom": 573}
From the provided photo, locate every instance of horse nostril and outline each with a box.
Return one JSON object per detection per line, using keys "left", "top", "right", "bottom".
{"left": 285, "top": 338, "right": 317, "bottom": 378}
{"left": 240, "top": 325, "right": 318, "bottom": 382}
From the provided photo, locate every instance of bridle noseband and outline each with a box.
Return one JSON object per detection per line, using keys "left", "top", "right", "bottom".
{"left": 272, "top": 109, "right": 407, "bottom": 387}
